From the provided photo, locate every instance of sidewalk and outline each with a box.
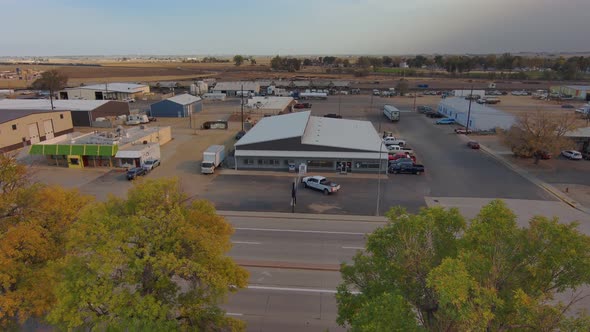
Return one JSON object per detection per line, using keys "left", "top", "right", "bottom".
{"left": 218, "top": 210, "right": 387, "bottom": 223}
{"left": 458, "top": 134, "right": 590, "bottom": 215}
{"left": 217, "top": 169, "right": 388, "bottom": 180}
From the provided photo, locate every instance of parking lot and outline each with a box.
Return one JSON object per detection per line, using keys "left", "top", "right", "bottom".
{"left": 201, "top": 96, "right": 554, "bottom": 215}
{"left": 28, "top": 94, "right": 586, "bottom": 215}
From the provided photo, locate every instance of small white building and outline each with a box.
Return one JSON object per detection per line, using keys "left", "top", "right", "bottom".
{"left": 59, "top": 83, "right": 150, "bottom": 101}
{"left": 437, "top": 98, "right": 516, "bottom": 131}
{"left": 247, "top": 96, "right": 295, "bottom": 114}
{"left": 212, "top": 82, "right": 260, "bottom": 97}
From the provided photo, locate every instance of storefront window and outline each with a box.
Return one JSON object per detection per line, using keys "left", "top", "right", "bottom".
{"left": 258, "top": 159, "right": 280, "bottom": 165}
{"left": 355, "top": 161, "right": 380, "bottom": 169}
{"left": 307, "top": 160, "right": 334, "bottom": 168}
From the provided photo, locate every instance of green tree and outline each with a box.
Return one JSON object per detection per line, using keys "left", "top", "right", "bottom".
{"left": 337, "top": 201, "right": 590, "bottom": 331}
{"left": 31, "top": 69, "right": 68, "bottom": 110}
{"left": 303, "top": 58, "right": 313, "bottom": 66}
{"left": 0, "top": 155, "right": 90, "bottom": 328}
{"left": 395, "top": 79, "right": 409, "bottom": 96}
{"left": 503, "top": 111, "right": 578, "bottom": 159}
{"left": 233, "top": 55, "right": 244, "bottom": 66}
{"left": 47, "top": 179, "right": 249, "bottom": 331}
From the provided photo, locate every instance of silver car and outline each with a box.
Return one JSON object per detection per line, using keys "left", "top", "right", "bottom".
{"left": 142, "top": 159, "right": 161, "bottom": 171}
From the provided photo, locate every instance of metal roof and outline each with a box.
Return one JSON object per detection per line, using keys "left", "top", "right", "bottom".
{"left": 0, "top": 109, "right": 63, "bottom": 124}
{"left": 247, "top": 96, "right": 294, "bottom": 111}
{"left": 67, "top": 83, "right": 148, "bottom": 93}
{"left": 165, "top": 94, "right": 201, "bottom": 105}
{"left": 212, "top": 82, "right": 260, "bottom": 92}
{"left": 0, "top": 99, "right": 111, "bottom": 111}
{"left": 439, "top": 98, "right": 514, "bottom": 117}
{"left": 235, "top": 111, "right": 311, "bottom": 146}
{"left": 235, "top": 150, "right": 388, "bottom": 160}
{"left": 565, "top": 85, "right": 590, "bottom": 91}
{"left": 302, "top": 116, "right": 384, "bottom": 152}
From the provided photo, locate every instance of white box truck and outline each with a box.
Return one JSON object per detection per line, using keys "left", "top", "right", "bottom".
{"left": 201, "top": 145, "right": 226, "bottom": 174}
{"left": 383, "top": 105, "right": 400, "bottom": 122}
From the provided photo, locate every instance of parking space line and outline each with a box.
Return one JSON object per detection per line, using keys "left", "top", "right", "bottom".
{"left": 234, "top": 227, "right": 365, "bottom": 236}
{"left": 232, "top": 241, "right": 262, "bottom": 245}
{"left": 342, "top": 246, "right": 365, "bottom": 250}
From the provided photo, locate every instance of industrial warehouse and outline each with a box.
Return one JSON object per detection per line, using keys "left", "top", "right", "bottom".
{"left": 0, "top": 99, "right": 130, "bottom": 127}
{"left": 234, "top": 111, "right": 388, "bottom": 173}
{"left": 149, "top": 93, "right": 202, "bottom": 117}
{"left": 29, "top": 125, "right": 171, "bottom": 168}
{"left": 212, "top": 81, "right": 260, "bottom": 96}
{"left": 437, "top": 97, "right": 516, "bottom": 131}
{"left": 58, "top": 82, "right": 150, "bottom": 101}
{"left": 0, "top": 109, "right": 73, "bottom": 153}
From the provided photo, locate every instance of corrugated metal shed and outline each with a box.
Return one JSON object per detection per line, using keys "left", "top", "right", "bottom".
{"left": 166, "top": 94, "right": 202, "bottom": 106}
{"left": 235, "top": 150, "right": 388, "bottom": 160}
{"left": 71, "top": 83, "right": 148, "bottom": 93}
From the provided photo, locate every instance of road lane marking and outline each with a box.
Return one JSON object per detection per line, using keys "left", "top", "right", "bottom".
{"left": 226, "top": 312, "right": 243, "bottom": 316}
{"left": 235, "top": 227, "right": 365, "bottom": 236}
{"left": 232, "top": 241, "right": 262, "bottom": 245}
{"left": 342, "top": 246, "right": 365, "bottom": 250}
{"left": 247, "top": 285, "right": 360, "bottom": 294}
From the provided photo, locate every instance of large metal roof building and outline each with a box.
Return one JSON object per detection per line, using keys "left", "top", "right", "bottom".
{"left": 234, "top": 111, "right": 388, "bottom": 173}
{"left": 437, "top": 98, "right": 516, "bottom": 131}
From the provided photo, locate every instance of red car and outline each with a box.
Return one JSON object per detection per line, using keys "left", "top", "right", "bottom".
{"left": 389, "top": 152, "right": 416, "bottom": 163}
{"left": 467, "top": 141, "right": 480, "bottom": 149}
{"left": 294, "top": 103, "right": 312, "bottom": 109}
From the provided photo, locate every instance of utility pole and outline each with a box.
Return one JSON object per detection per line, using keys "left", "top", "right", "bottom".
{"left": 241, "top": 84, "right": 244, "bottom": 132}
{"left": 372, "top": 93, "right": 383, "bottom": 216}
{"left": 466, "top": 85, "right": 474, "bottom": 133}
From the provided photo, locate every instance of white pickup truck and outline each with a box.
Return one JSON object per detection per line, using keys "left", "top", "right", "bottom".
{"left": 301, "top": 176, "right": 341, "bottom": 195}
{"left": 383, "top": 136, "right": 406, "bottom": 146}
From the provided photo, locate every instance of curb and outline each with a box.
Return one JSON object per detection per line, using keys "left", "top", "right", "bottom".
{"left": 218, "top": 210, "right": 387, "bottom": 223}
{"left": 478, "top": 143, "right": 589, "bottom": 214}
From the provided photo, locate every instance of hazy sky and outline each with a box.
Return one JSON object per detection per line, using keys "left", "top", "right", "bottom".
{"left": 2, "top": 0, "right": 589, "bottom": 56}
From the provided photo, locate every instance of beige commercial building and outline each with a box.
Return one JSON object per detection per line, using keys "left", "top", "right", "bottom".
{"left": 58, "top": 83, "right": 150, "bottom": 101}
{"left": 0, "top": 109, "right": 73, "bottom": 153}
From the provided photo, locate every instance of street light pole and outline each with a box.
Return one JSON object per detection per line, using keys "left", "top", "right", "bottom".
{"left": 466, "top": 85, "right": 474, "bottom": 133}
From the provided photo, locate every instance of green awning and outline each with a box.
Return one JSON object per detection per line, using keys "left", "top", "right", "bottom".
{"left": 29, "top": 144, "right": 118, "bottom": 157}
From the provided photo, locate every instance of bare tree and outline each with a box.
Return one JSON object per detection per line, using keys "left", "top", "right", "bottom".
{"left": 31, "top": 70, "right": 68, "bottom": 110}
{"left": 503, "top": 111, "right": 579, "bottom": 162}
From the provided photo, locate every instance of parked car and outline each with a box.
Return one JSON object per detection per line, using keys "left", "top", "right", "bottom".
{"left": 142, "top": 159, "right": 160, "bottom": 172}
{"left": 389, "top": 154, "right": 416, "bottom": 163}
{"left": 425, "top": 111, "right": 445, "bottom": 118}
{"left": 561, "top": 104, "right": 575, "bottom": 109}
{"left": 294, "top": 102, "right": 312, "bottom": 109}
{"left": 467, "top": 141, "right": 480, "bottom": 149}
{"left": 537, "top": 150, "right": 552, "bottom": 160}
{"left": 386, "top": 145, "right": 413, "bottom": 154}
{"left": 581, "top": 151, "right": 590, "bottom": 160}
{"left": 417, "top": 105, "right": 433, "bottom": 113}
{"left": 561, "top": 150, "right": 583, "bottom": 160}
{"left": 455, "top": 128, "right": 472, "bottom": 134}
{"left": 372, "top": 89, "right": 381, "bottom": 96}
{"left": 388, "top": 162, "right": 425, "bottom": 175}
{"left": 148, "top": 116, "right": 157, "bottom": 122}
{"left": 383, "top": 136, "right": 406, "bottom": 146}
{"left": 126, "top": 167, "right": 147, "bottom": 180}
{"left": 301, "top": 176, "right": 340, "bottom": 195}
{"left": 324, "top": 113, "right": 342, "bottom": 119}
{"left": 235, "top": 130, "right": 246, "bottom": 140}
{"left": 436, "top": 118, "right": 456, "bottom": 125}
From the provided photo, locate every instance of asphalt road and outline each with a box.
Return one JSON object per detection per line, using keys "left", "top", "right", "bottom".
{"left": 204, "top": 96, "right": 554, "bottom": 215}
{"left": 223, "top": 214, "right": 382, "bottom": 332}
